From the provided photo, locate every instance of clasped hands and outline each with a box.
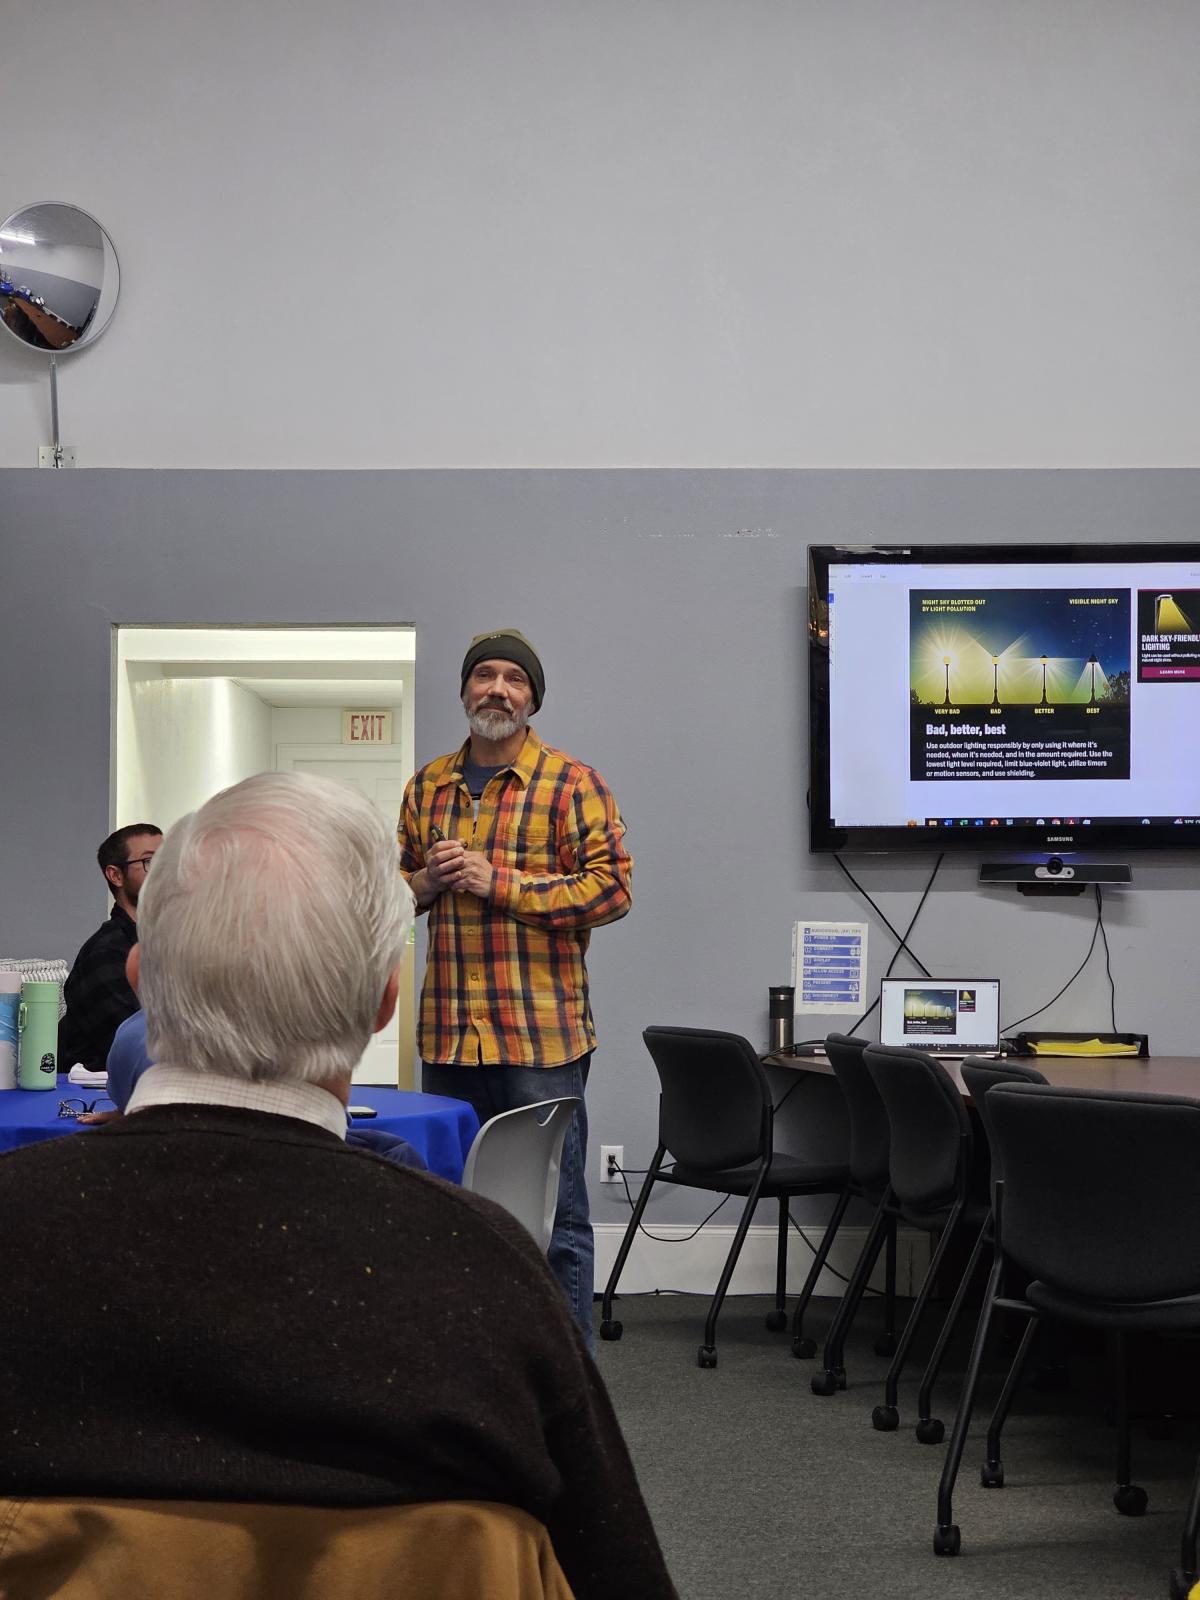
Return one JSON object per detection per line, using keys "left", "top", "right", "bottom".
{"left": 424, "top": 837, "right": 494, "bottom": 899}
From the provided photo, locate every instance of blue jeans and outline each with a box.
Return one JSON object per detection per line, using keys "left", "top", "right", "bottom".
{"left": 422, "top": 1056, "right": 594, "bottom": 1353}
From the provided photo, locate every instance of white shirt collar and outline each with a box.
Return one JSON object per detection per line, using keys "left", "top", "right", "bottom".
{"left": 126, "top": 1063, "right": 347, "bottom": 1141}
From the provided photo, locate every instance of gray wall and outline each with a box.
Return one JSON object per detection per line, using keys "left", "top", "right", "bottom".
{"left": 4, "top": 1, "right": 1198, "bottom": 469}
{"left": 4, "top": 467, "right": 1200, "bottom": 1219}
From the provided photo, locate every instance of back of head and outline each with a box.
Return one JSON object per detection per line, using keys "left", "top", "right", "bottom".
{"left": 136, "top": 771, "right": 413, "bottom": 1085}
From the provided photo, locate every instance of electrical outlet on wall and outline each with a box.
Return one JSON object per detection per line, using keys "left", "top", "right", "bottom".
{"left": 599, "top": 1145, "right": 623, "bottom": 1183}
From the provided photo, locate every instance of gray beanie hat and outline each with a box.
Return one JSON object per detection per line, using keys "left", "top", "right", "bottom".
{"left": 460, "top": 629, "right": 545, "bottom": 712}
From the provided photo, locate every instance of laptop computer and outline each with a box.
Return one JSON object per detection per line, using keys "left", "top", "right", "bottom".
{"left": 878, "top": 978, "right": 1001, "bottom": 1059}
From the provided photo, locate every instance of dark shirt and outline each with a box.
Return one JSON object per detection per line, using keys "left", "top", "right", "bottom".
{"left": 0, "top": 1104, "right": 677, "bottom": 1599}
{"left": 58, "top": 904, "right": 139, "bottom": 1070}
{"left": 462, "top": 756, "right": 506, "bottom": 800}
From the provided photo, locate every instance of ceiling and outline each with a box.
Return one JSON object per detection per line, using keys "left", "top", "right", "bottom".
{"left": 230, "top": 675, "right": 407, "bottom": 708}
{"left": 155, "top": 659, "right": 410, "bottom": 710}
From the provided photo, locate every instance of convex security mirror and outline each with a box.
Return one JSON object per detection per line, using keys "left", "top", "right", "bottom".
{"left": 0, "top": 202, "right": 119, "bottom": 352}
{"left": 0, "top": 202, "right": 121, "bottom": 465}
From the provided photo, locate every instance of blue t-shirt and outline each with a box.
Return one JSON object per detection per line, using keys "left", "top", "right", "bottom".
{"left": 462, "top": 757, "right": 507, "bottom": 816}
{"left": 105, "top": 1013, "right": 427, "bottom": 1172}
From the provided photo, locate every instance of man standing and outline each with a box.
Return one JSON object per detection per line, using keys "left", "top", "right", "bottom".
{"left": 399, "top": 630, "right": 632, "bottom": 1349}
{"left": 58, "top": 822, "right": 162, "bottom": 1070}
{"left": 0, "top": 773, "right": 674, "bottom": 1600}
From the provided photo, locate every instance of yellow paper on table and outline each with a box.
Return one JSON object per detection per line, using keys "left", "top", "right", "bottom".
{"left": 1026, "top": 1038, "right": 1140, "bottom": 1057}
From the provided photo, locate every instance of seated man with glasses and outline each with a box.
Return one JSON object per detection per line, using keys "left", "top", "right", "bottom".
{"left": 58, "top": 822, "right": 162, "bottom": 1071}
{"left": 0, "top": 773, "right": 676, "bottom": 1600}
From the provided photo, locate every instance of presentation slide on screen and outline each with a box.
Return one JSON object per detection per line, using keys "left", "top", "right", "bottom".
{"left": 909, "top": 588, "right": 1131, "bottom": 783}
{"left": 902, "top": 987, "right": 969, "bottom": 1036}
{"left": 879, "top": 979, "right": 1000, "bottom": 1049}
{"left": 826, "top": 557, "right": 1200, "bottom": 830}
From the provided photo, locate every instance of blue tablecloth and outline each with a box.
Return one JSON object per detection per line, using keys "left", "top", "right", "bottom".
{"left": 344, "top": 1086, "right": 479, "bottom": 1181}
{"left": 0, "top": 1078, "right": 479, "bottom": 1183}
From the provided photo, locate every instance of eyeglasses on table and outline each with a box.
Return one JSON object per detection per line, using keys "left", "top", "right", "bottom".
{"left": 57, "top": 1097, "right": 117, "bottom": 1118}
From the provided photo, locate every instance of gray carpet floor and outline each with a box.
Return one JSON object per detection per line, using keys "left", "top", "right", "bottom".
{"left": 594, "top": 1292, "right": 1197, "bottom": 1600}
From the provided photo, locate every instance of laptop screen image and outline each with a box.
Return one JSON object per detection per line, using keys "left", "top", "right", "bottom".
{"left": 878, "top": 979, "right": 1001, "bottom": 1054}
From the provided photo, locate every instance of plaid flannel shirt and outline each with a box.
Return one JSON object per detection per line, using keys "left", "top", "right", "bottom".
{"left": 58, "top": 904, "right": 140, "bottom": 1071}
{"left": 399, "top": 730, "right": 631, "bottom": 1067}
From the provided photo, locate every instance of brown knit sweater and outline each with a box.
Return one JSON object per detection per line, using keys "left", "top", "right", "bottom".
{"left": 0, "top": 1103, "right": 676, "bottom": 1600}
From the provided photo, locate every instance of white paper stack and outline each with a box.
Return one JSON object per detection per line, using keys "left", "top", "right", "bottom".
{"left": 67, "top": 1065, "right": 108, "bottom": 1088}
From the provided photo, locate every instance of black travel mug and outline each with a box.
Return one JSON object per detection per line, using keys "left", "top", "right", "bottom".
{"left": 769, "top": 986, "right": 795, "bottom": 1054}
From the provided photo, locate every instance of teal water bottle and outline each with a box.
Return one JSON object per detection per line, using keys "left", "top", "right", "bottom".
{"left": 17, "top": 980, "right": 60, "bottom": 1089}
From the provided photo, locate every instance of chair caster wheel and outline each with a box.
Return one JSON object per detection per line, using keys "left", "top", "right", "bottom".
{"left": 1168, "top": 1567, "right": 1196, "bottom": 1600}
{"left": 599, "top": 1320, "right": 622, "bottom": 1341}
{"left": 980, "top": 1460, "right": 1005, "bottom": 1489}
{"left": 933, "top": 1523, "right": 961, "bottom": 1557}
{"left": 872, "top": 1404, "right": 899, "bottom": 1432}
{"left": 764, "top": 1310, "right": 788, "bottom": 1332}
{"left": 792, "top": 1336, "right": 816, "bottom": 1359}
{"left": 697, "top": 1346, "right": 718, "bottom": 1369}
{"left": 873, "top": 1334, "right": 898, "bottom": 1358}
{"left": 916, "top": 1417, "right": 945, "bottom": 1445}
{"left": 811, "top": 1370, "right": 838, "bottom": 1396}
{"left": 1113, "top": 1484, "right": 1148, "bottom": 1517}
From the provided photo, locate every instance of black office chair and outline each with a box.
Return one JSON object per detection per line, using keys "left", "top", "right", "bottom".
{"left": 599, "top": 1026, "right": 849, "bottom": 1369}
{"left": 841, "top": 1045, "right": 989, "bottom": 1433}
{"left": 800, "top": 1033, "right": 898, "bottom": 1386}
{"left": 906, "top": 1058, "right": 1049, "bottom": 1440}
{"left": 960, "top": 1057, "right": 1050, "bottom": 1184}
{"left": 934, "top": 1083, "right": 1200, "bottom": 1600}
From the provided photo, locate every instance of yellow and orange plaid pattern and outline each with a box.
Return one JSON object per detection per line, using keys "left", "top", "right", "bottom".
{"left": 399, "top": 730, "right": 632, "bottom": 1067}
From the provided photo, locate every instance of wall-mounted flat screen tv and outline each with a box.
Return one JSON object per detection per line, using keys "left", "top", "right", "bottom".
{"left": 808, "top": 542, "right": 1200, "bottom": 854}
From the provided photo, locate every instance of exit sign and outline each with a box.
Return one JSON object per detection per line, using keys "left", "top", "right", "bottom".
{"left": 342, "top": 711, "right": 393, "bottom": 744}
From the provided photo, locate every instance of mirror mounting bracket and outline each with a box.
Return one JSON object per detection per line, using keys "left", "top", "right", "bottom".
{"left": 40, "top": 355, "right": 76, "bottom": 467}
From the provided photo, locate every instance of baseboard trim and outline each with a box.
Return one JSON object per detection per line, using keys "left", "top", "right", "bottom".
{"left": 593, "top": 1222, "right": 932, "bottom": 1299}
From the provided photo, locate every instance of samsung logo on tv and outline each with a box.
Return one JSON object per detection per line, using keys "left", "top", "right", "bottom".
{"left": 1045, "top": 834, "right": 1075, "bottom": 843}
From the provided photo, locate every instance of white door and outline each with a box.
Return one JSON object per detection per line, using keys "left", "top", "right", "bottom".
{"left": 275, "top": 745, "right": 414, "bottom": 1087}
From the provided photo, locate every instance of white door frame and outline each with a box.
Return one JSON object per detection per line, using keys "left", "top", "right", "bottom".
{"left": 274, "top": 742, "right": 408, "bottom": 768}
{"left": 274, "top": 742, "right": 415, "bottom": 1087}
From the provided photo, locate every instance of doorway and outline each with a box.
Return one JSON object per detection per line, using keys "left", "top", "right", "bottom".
{"left": 112, "top": 626, "right": 416, "bottom": 1085}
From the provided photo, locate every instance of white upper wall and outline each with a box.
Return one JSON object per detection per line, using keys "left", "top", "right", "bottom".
{"left": 2, "top": 0, "right": 1196, "bottom": 469}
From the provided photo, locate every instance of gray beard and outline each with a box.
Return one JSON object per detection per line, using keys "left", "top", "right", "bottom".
{"left": 465, "top": 703, "right": 527, "bottom": 741}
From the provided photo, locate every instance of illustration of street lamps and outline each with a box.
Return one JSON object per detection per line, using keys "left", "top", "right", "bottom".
{"left": 1039, "top": 654, "right": 1049, "bottom": 706}
{"left": 942, "top": 655, "right": 951, "bottom": 707}
{"left": 991, "top": 654, "right": 1000, "bottom": 709}
{"left": 1088, "top": 652, "right": 1099, "bottom": 705}
{"left": 1155, "top": 593, "right": 1190, "bottom": 632}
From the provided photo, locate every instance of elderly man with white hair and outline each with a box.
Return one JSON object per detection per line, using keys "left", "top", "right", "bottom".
{"left": 0, "top": 772, "right": 676, "bottom": 1600}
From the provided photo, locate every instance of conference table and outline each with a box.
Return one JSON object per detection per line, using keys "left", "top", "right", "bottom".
{"left": 766, "top": 1050, "right": 1200, "bottom": 1099}
{"left": 759, "top": 1049, "right": 1200, "bottom": 1337}
{"left": 0, "top": 1078, "right": 480, "bottom": 1183}
{"left": 754, "top": 1050, "right": 1200, "bottom": 1176}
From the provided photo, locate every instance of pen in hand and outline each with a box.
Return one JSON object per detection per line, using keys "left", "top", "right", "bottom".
{"left": 420, "top": 824, "right": 449, "bottom": 901}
